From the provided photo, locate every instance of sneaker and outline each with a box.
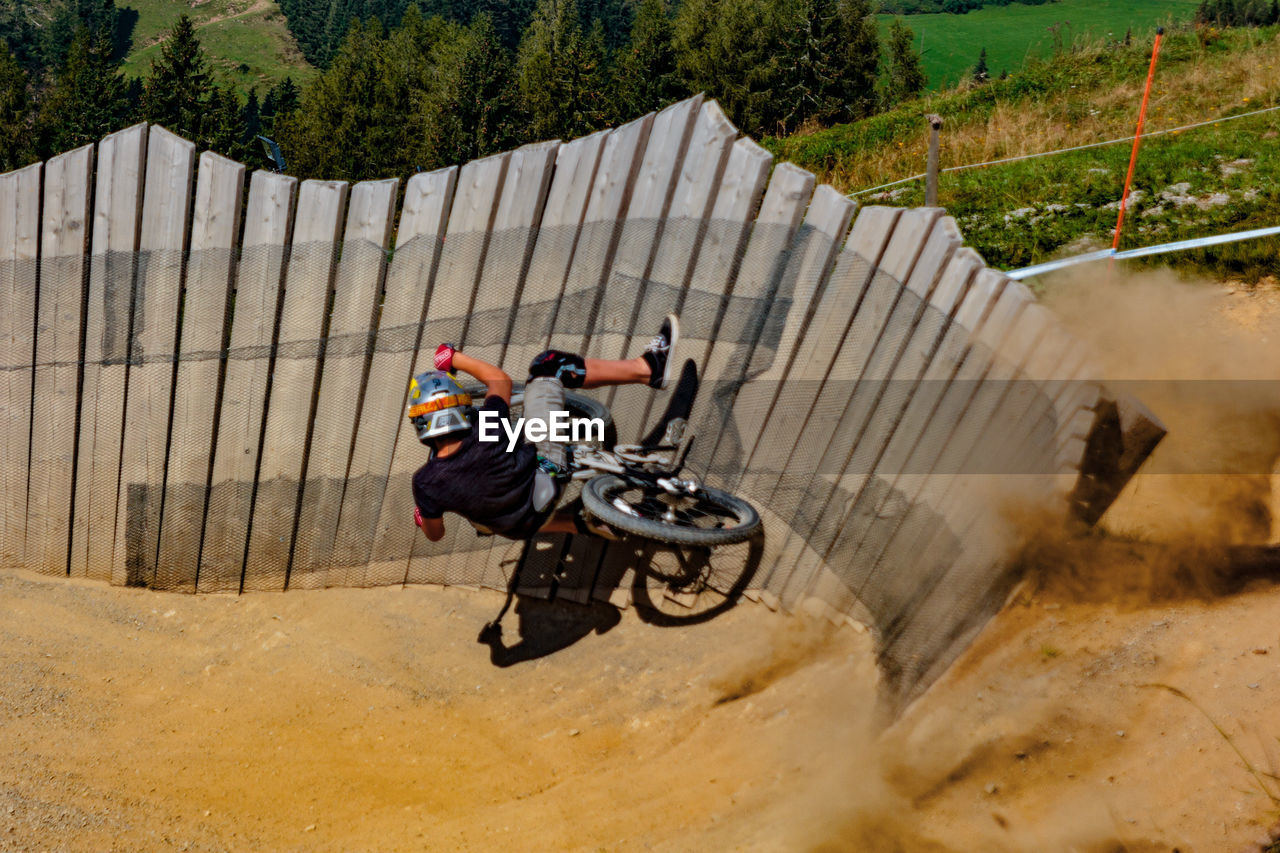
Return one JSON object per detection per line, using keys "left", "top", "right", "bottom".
{"left": 642, "top": 314, "right": 680, "bottom": 390}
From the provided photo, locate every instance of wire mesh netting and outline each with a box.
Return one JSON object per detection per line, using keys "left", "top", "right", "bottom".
{"left": 0, "top": 95, "right": 1161, "bottom": 709}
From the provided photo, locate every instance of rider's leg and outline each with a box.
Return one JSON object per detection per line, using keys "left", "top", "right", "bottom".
{"left": 529, "top": 315, "right": 678, "bottom": 391}
{"left": 522, "top": 373, "right": 570, "bottom": 471}
{"left": 581, "top": 356, "right": 649, "bottom": 389}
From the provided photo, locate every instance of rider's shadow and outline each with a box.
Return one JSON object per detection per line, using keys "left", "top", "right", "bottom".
{"left": 477, "top": 534, "right": 762, "bottom": 665}
{"left": 478, "top": 593, "right": 621, "bottom": 666}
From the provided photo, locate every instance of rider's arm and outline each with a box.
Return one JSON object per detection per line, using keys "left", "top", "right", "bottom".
{"left": 421, "top": 515, "right": 445, "bottom": 541}
{"left": 452, "top": 350, "right": 512, "bottom": 404}
{"left": 414, "top": 505, "right": 447, "bottom": 541}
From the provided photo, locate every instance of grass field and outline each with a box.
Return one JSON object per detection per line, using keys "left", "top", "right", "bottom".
{"left": 118, "top": 0, "right": 315, "bottom": 92}
{"left": 768, "top": 25, "right": 1280, "bottom": 281}
{"left": 880, "top": 0, "right": 1202, "bottom": 91}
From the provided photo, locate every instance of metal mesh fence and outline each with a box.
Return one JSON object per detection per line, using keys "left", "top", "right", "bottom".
{"left": 0, "top": 99, "right": 1169, "bottom": 709}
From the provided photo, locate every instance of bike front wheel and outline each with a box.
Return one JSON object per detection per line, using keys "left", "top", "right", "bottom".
{"left": 582, "top": 475, "right": 761, "bottom": 547}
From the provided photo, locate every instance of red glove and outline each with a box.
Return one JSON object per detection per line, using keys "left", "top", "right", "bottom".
{"left": 434, "top": 343, "right": 456, "bottom": 373}
{"left": 414, "top": 506, "right": 425, "bottom": 529}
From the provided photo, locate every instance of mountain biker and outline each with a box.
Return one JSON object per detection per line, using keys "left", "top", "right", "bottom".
{"left": 409, "top": 316, "right": 679, "bottom": 543}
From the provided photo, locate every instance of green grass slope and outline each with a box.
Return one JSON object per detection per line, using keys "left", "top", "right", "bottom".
{"left": 119, "top": 0, "right": 315, "bottom": 91}
{"left": 879, "top": 0, "right": 1201, "bottom": 91}
{"left": 769, "top": 25, "right": 1280, "bottom": 281}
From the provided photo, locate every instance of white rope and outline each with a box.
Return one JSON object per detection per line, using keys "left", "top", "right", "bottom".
{"left": 1006, "top": 224, "right": 1280, "bottom": 279}
{"left": 848, "top": 103, "right": 1280, "bottom": 197}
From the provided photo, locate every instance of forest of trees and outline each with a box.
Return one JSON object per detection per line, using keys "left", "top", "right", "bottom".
{"left": 0, "top": 0, "right": 931, "bottom": 181}
{"left": 1195, "top": 0, "right": 1280, "bottom": 27}
{"left": 876, "top": 0, "right": 1051, "bottom": 16}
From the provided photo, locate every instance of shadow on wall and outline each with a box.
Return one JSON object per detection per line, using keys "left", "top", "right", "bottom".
{"left": 478, "top": 535, "right": 764, "bottom": 665}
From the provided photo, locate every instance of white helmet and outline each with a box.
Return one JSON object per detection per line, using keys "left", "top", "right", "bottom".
{"left": 406, "top": 370, "right": 472, "bottom": 443}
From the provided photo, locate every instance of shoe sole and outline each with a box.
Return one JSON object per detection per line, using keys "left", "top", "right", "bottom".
{"left": 658, "top": 314, "right": 680, "bottom": 390}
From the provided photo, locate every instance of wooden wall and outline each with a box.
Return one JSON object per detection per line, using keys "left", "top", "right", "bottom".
{"left": 0, "top": 97, "right": 1159, "bottom": 708}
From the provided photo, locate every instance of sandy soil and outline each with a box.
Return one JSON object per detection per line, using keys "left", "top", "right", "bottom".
{"left": 2, "top": 557, "right": 1279, "bottom": 852}
{"left": 3, "top": 274, "right": 1278, "bottom": 852}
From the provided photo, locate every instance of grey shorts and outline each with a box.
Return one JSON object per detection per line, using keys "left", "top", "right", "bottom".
{"left": 523, "top": 376, "right": 568, "bottom": 471}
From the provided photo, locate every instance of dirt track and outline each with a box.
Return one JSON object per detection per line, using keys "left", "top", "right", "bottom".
{"left": 4, "top": 274, "right": 1280, "bottom": 852}
{"left": 3, "top": 557, "right": 1280, "bottom": 852}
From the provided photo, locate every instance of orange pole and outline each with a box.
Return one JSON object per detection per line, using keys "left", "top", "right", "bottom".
{"left": 1112, "top": 26, "right": 1164, "bottom": 254}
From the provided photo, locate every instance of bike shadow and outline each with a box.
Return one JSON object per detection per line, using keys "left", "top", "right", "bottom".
{"left": 478, "top": 534, "right": 763, "bottom": 666}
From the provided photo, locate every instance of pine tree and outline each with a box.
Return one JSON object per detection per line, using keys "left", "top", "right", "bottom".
{"left": 781, "top": 0, "right": 879, "bottom": 129}
{"left": 41, "top": 0, "right": 121, "bottom": 71}
{"left": 200, "top": 85, "right": 247, "bottom": 159}
{"left": 611, "top": 0, "right": 679, "bottom": 121}
{"left": 515, "top": 0, "right": 611, "bottom": 141}
{"left": 972, "top": 45, "right": 989, "bottom": 83}
{"left": 673, "top": 0, "right": 788, "bottom": 135}
{"left": 33, "top": 27, "right": 131, "bottom": 157}
{"left": 262, "top": 75, "right": 301, "bottom": 136}
{"left": 0, "top": 0, "right": 39, "bottom": 73}
{"left": 241, "top": 88, "right": 262, "bottom": 148}
{"left": 882, "top": 17, "right": 925, "bottom": 106}
{"left": 433, "top": 12, "right": 518, "bottom": 162}
{"left": 141, "top": 16, "right": 212, "bottom": 138}
{"left": 832, "top": 0, "right": 882, "bottom": 120}
{"left": 0, "top": 40, "right": 29, "bottom": 170}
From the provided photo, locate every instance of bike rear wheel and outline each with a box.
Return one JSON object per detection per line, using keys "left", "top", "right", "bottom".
{"left": 581, "top": 475, "right": 761, "bottom": 547}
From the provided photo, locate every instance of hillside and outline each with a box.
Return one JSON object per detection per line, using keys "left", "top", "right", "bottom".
{"left": 119, "top": 0, "right": 315, "bottom": 91}
{"left": 878, "top": 0, "right": 1201, "bottom": 91}
{"left": 768, "top": 24, "right": 1280, "bottom": 281}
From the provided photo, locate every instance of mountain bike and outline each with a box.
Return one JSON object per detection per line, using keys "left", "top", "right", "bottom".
{"left": 466, "top": 359, "right": 761, "bottom": 548}
{"left": 469, "top": 360, "right": 763, "bottom": 624}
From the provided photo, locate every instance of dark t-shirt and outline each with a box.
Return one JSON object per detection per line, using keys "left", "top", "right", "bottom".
{"left": 412, "top": 395, "right": 543, "bottom": 540}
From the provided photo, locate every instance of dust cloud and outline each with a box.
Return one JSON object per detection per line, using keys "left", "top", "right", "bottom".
{"left": 776, "top": 270, "right": 1280, "bottom": 852}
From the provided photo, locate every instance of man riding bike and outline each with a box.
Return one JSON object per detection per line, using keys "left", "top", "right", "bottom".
{"left": 409, "top": 316, "right": 679, "bottom": 542}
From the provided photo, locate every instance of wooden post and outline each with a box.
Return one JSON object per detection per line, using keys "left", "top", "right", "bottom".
{"left": 925, "top": 114, "right": 943, "bottom": 207}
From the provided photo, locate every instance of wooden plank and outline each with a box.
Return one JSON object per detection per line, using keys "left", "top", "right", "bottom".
{"left": 241, "top": 179, "right": 348, "bottom": 592}
{"left": 606, "top": 98, "right": 738, "bottom": 444}
{"left": 870, "top": 286, "right": 1044, "bottom": 640}
{"left": 637, "top": 136, "right": 771, "bottom": 434}
{"left": 503, "top": 130, "right": 608, "bottom": 376}
{"left": 198, "top": 171, "right": 297, "bottom": 593}
{"left": 545, "top": 114, "right": 653, "bottom": 357}
{"left": 582, "top": 95, "right": 701, "bottom": 364}
{"left": 368, "top": 153, "right": 507, "bottom": 589}
{"left": 290, "top": 178, "right": 399, "bottom": 590}
{"left": 593, "top": 146, "right": 815, "bottom": 610}
{"left": 725, "top": 206, "right": 899, "bottom": 594}
{"left": 516, "top": 116, "right": 652, "bottom": 602}
{"left": 0, "top": 163, "right": 41, "bottom": 567}
{"left": 815, "top": 254, "right": 1004, "bottom": 616}
{"left": 595, "top": 135, "right": 773, "bottom": 610}
{"left": 154, "top": 152, "right": 245, "bottom": 592}
{"left": 452, "top": 141, "right": 559, "bottom": 594}
{"left": 334, "top": 166, "right": 457, "bottom": 588}
{"left": 778, "top": 215, "right": 964, "bottom": 605}
{"left": 70, "top": 122, "right": 147, "bottom": 582}
{"left": 556, "top": 98, "right": 704, "bottom": 608}
{"left": 822, "top": 269, "right": 1018, "bottom": 636}
{"left": 750, "top": 207, "right": 939, "bottom": 598}
{"left": 876, "top": 300, "right": 1078, "bottom": 707}
{"left": 28, "top": 145, "right": 93, "bottom": 576}
{"left": 569, "top": 100, "right": 733, "bottom": 608}
{"left": 805, "top": 244, "right": 978, "bottom": 613}
{"left": 762, "top": 211, "right": 957, "bottom": 606}
{"left": 730, "top": 191, "right": 869, "bottom": 506}
{"left": 495, "top": 134, "right": 608, "bottom": 600}
{"left": 112, "top": 126, "right": 196, "bottom": 588}
{"left": 686, "top": 162, "right": 814, "bottom": 487}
